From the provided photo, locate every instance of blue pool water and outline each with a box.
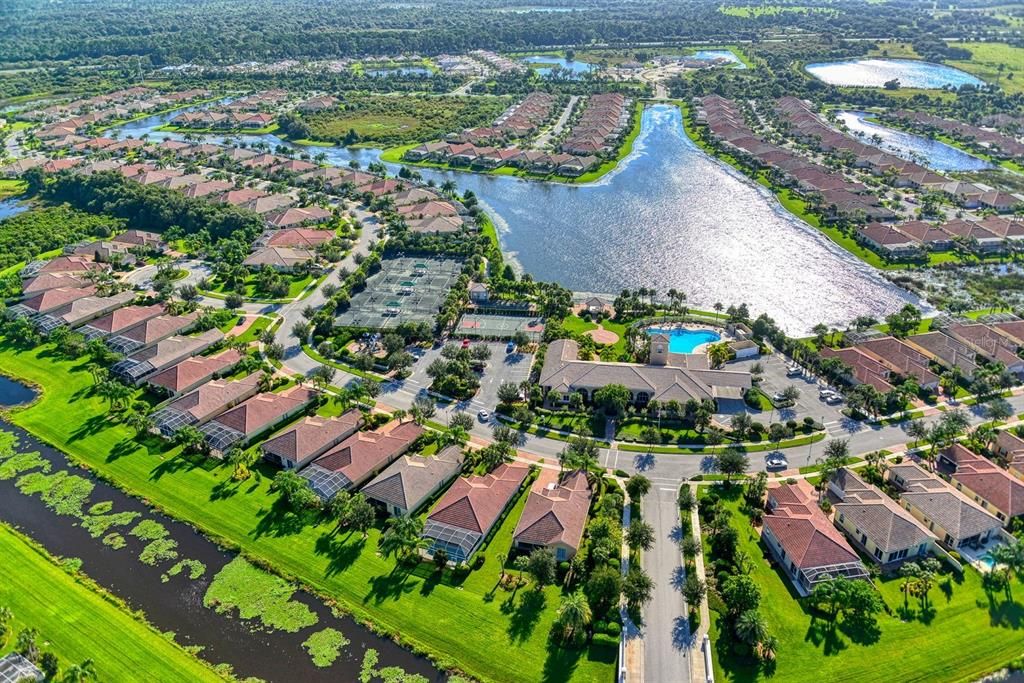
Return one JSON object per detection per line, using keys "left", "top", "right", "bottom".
{"left": 647, "top": 328, "right": 721, "bottom": 354}
{"left": 805, "top": 58, "right": 985, "bottom": 89}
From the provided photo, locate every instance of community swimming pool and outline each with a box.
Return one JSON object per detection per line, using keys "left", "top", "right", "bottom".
{"left": 648, "top": 327, "right": 721, "bottom": 353}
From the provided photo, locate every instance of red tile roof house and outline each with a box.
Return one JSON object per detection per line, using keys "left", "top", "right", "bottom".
{"left": 300, "top": 421, "right": 425, "bottom": 500}
{"left": 32, "top": 290, "right": 136, "bottom": 335}
{"left": 264, "top": 206, "right": 333, "bottom": 229}
{"left": 7, "top": 285, "right": 98, "bottom": 319}
{"left": 904, "top": 331, "right": 981, "bottom": 382}
{"left": 513, "top": 470, "right": 592, "bottom": 562}
{"left": 422, "top": 462, "right": 531, "bottom": 565}
{"left": 256, "top": 228, "right": 336, "bottom": 249}
{"left": 828, "top": 468, "right": 938, "bottom": 567}
{"left": 31, "top": 255, "right": 106, "bottom": 277}
{"left": 396, "top": 200, "right": 458, "bottom": 219}
{"left": 150, "top": 373, "right": 262, "bottom": 438}
{"left": 201, "top": 385, "right": 317, "bottom": 457}
{"left": 79, "top": 303, "right": 165, "bottom": 341}
{"left": 109, "top": 229, "right": 165, "bottom": 253}
{"left": 217, "top": 188, "right": 269, "bottom": 206}
{"left": 260, "top": 410, "right": 364, "bottom": 470}
{"left": 939, "top": 444, "right": 1024, "bottom": 524}
{"left": 856, "top": 223, "right": 922, "bottom": 259}
{"left": 761, "top": 480, "right": 869, "bottom": 596}
{"left": 945, "top": 323, "right": 1024, "bottom": 375}
{"left": 105, "top": 311, "right": 200, "bottom": 355}
{"left": 855, "top": 336, "right": 941, "bottom": 391}
{"left": 362, "top": 445, "right": 466, "bottom": 517}
{"left": 242, "top": 246, "right": 318, "bottom": 272}
{"left": 21, "top": 272, "right": 91, "bottom": 298}
{"left": 994, "top": 430, "right": 1024, "bottom": 481}
{"left": 110, "top": 329, "right": 223, "bottom": 386}
{"left": 145, "top": 348, "right": 244, "bottom": 397}
{"left": 819, "top": 346, "right": 895, "bottom": 393}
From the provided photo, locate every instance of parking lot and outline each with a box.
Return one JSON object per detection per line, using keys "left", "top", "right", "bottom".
{"left": 728, "top": 352, "right": 849, "bottom": 431}
{"left": 401, "top": 340, "right": 534, "bottom": 416}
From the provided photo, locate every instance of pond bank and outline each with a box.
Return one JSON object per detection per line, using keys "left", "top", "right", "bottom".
{"left": 0, "top": 420, "right": 442, "bottom": 682}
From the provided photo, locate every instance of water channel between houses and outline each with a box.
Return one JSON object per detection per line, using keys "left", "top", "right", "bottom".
{"left": 0, "top": 395, "right": 442, "bottom": 682}
{"left": 115, "top": 102, "right": 924, "bottom": 334}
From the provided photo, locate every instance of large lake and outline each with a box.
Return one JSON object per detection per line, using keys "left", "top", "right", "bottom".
{"left": 113, "top": 104, "right": 920, "bottom": 334}
{"left": 836, "top": 110, "right": 992, "bottom": 172}
{"left": 805, "top": 58, "right": 985, "bottom": 89}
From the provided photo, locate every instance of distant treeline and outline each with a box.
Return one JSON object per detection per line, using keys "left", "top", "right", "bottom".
{"left": 1, "top": 0, "right": 1013, "bottom": 65}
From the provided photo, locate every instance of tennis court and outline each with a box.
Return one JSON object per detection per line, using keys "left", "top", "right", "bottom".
{"left": 456, "top": 313, "right": 545, "bottom": 340}
{"left": 334, "top": 256, "right": 463, "bottom": 329}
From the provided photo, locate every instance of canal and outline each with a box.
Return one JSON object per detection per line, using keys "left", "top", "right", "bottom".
{"left": 0, "top": 383, "right": 441, "bottom": 682}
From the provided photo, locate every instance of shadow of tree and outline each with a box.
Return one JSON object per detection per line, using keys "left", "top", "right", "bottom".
{"left": 502, "top": 589, "right": 546, "bottom": 644}
{"left": 838, "top": 612, "right": 882, "bottom": 645}
{"left": 313, "top": 531, "right": 364, "bottom": 578}
{"left": 804, "top": 615, "right": 848, "bottom": 656}
{"left": 540, "top": 637, "right": 584, "bottom": 683}
{"left": 250, "top": 496, "right": 315, "bottom": 539}
{"left": 364, "top": 564, "right": 417, "bottom": 605}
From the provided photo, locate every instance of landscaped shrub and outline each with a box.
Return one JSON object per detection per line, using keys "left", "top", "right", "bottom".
{"left": 591, "top": 633, "right": 619, "bottom": 649}
{"left": 473, "top": 553, "right": 486, "bottom": 570}
{"left": 614, "top": 469, "right": 629, "bottom": 478}
{"left": 604, "top": 622, "right": 621, "bottom": 636}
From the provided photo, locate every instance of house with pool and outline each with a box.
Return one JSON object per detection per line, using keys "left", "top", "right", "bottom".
{"left": 539, "top": 331, "right": 751, "bottom": 412}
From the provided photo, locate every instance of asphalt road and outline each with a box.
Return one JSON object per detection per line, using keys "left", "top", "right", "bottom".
{"left": 642, "top": 486, "right": 692, "bottom": 683}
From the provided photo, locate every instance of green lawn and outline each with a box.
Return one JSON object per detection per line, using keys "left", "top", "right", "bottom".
{"left": 0, "top": 179, "right": 27, "bottom": 199}
{"left": 949, "top": 42, "right": 1024, "bottom": 95}
{"left": 561, "top": 315, "right": 629, "bottom": 356}
{"left": 204, "top": 273, "right": 315, "bottom": 302}
{"left": 703, "top": 486, "right": 1024, "bottom": 683}
{"left": 0, "top": 524, "right": 223, "bottom": 682}
{"left": 0, "top": 339, "right": 616, "bottom": 683}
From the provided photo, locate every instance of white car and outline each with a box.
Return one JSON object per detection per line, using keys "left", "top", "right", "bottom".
{"left": 765, "top": 454, "right": 789, "bottom": 471}
{"left": 477, "top": 410, "right": 490, "bottom": 422}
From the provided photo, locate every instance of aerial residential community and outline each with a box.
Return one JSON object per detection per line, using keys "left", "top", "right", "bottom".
{"left": 0, "top": 1, "right": 1023, "bottom": 683}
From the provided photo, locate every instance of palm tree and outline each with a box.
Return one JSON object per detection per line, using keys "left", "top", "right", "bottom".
{"left": 555, "top": 591, "right": 592, "bottom": 643}
{"left": 378, "top": 515, "right": 427, "bottom": 561}
{"left": 62, "top": 659, "right": 97, "bottom": 683}
{"left": 124, "top": 408, "right": 153, "bottom": 437}
{"left": 735, "top": 609, "right": 768, "bottom": 646}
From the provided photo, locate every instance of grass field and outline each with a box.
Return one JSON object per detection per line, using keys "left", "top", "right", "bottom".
{"left": 301, "top": 95, "right": 508, "bottom": 147}
{"left": 703, "top": 486, "right": 1024, "bottom": 683}
{"left": 950, "top": 42, "right": 1024, "bottom": 95}
{"left": 0, "top": 524, "right": 223, "bottom": 682}
{"left": 0, "top": 339, "right": 616, "bottom": 683}
{"left": 204, "top": 273, "right": 315, "bottom": 302}
{"left": 0, "top": 179, "right": 27, "bottom": 199}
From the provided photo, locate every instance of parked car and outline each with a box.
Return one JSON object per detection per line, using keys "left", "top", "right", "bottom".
{"left": 461, "top": 338, "right": 471, "bottom": 349}
{"left": 786, "top": 365, "right": 802, "bottom": 377}
{"left": 765, "top": 454, "right": 789, "bottom": 471}
{"left": 477, "top": 410, "right": 490, "bottom": 422}
{"left": 506, "top": 341, "right": 517, "bottom": 354}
